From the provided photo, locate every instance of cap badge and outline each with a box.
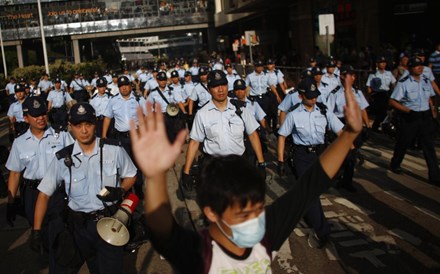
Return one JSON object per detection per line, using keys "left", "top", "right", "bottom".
{"left": 311, "top": 84, "right": 316, "bottom": 91}
{"left": 77, "top": 105, "right": 86, "bottom": 115}
{"left": 33, "top": 100, "right": 41, "bottom": 109}
{"left": 215, "top": 72, "right": 221, "bottom": 80}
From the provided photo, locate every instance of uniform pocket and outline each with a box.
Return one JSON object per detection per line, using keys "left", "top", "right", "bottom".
{"left": 69, "top": 172, "right": 87, "bottom": 198}
{"left": 205, "top": 123, "right": 220, "bottom": 139}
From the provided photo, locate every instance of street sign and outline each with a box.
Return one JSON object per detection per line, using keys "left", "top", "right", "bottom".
{"left": 318, "top": 14, "right": 335, "bottom": 35}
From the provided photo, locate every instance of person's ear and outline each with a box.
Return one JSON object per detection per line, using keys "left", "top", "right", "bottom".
{"left": 203, "top": 206, "right": 219, "bottom": 223}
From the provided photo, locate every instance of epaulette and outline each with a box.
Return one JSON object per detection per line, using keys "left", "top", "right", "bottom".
{"left": 99, "top": 138, "right": 122, "bottom": 148}
{"left": 399, "top": 75, "right": 409, "bottom": 83}
{"left": 334, "top": 73, "right": 339, "bottom": 78}
{"left": 167, "top": 85, "right": 174, "bottom": 91}
{"left": 422, "top": 75, "right": 430, "bottom": 84}
{"left": 91, "top": 93, "right": 97, "bottom": 99}
{"left": 288, "top": 88, "right": 297, "bottom": 94}
{"left": 105, "top": 91, "right": 114, "bottom": 97}
{"left": 331, "top": 86, "right": 341, "bottom": 94}
{"left": 321, "top": 82, "right": 328, "bottom": 87}
{"left": 55, "top": 144, "right": 74, "bottom": 160}
{"left": 230, "top": 98, "right": 247, "bottom": 109}
{"left": 315, "top": 102, "right": 328, "bottom": 115}
{"left": 288, "top": 103, "right": 301, "bottom": 113}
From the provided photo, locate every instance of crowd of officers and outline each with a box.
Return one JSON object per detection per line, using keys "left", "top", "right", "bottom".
{"left": 2, "top": 50, "right": 440, "bottom": 273}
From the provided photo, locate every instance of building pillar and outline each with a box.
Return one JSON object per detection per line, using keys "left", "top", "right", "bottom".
{"left": 16, "top": 43, "right": 24, "bottom": 68}
{"left": 72, "top": 38, "right": 80, "bottom": 64}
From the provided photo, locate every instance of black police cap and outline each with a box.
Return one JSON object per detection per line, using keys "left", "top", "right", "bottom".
{"left": 118, "top": 76, "right": 131, "bottom": 87}
{"left": 311, "top": 67, "right": 324, "bottom": 76}
{"left": 340, "top": 65, "right": 356, "bottom": 75}
{"left": 170, "top": 70, "right": 179, "bottom": 78}
{"left": 233, "top": 79, "right": 246, "bottom": 91}
{"left": 408, "top": 57, "right": 424, "bottom": 68}
{"left": 22, "top": 96, "right": 47, "bottom": 117}
{"left": 15, "top": 83, "right": 26, "bottom": 92}
{"left": 157, "top": 71, "right": 167, "bottom": 81}
{"left": 207, "top": 70, "right": 228, "bottom": 88}
{"left": 199, "top": 67, "right": 209, "bottom": 75}
{"left": 297, "top": 78, "right": 321, "bottom": 99}
{"left": 97, "top": 77, "right": 107, "bottom": 87}
{"left": 69, "top": 103, "right": 96, "bottom": 124}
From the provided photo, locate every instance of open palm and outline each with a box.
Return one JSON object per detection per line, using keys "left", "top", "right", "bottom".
{"left": 130, "top": 103, "right": 187, "bottom": 179}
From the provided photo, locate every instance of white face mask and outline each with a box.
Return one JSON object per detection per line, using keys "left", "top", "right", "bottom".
{"left": 216, "top": 211, "right": 266, "bottom": 248}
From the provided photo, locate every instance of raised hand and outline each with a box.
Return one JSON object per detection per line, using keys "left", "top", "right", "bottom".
{"left": 343, "top": 87, "right": 362, "bottom": 134}
{"left": 130, "top": 102, "right": 187, "bottom": 179}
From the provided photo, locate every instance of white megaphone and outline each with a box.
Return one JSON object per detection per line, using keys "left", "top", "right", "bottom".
{"left": 96, "top": 192, "right": 139, "bottom": 246}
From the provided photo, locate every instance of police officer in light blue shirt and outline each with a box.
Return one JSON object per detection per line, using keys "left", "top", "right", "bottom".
{"left": 182, "top": 70, "right": 266, "bottom": 196}
{"left": 277, "top": 77, "right": 344, "bottom": 249}
{"left": 33, "top": 102, "right": 136, "bottom": 274}
{"left": 47, "top": 78, "right": 73, "bottom": 131}
{"left": 321, "top": 60, "right": 341, "bottom": 93}
{"left": 225, "top": 63, "right": 241, "bottom": 96}
{"left": 326, "top": 65, "right": 370, "bottom": 192}
{"left": 233, "top": 79, "right": 267, "bottom": 128}
{"left": 6, "top": 96, "right": 73, "bottom": 273}
{"left": 7, "top": 84, "right": 28, "bottom": 137}
{"left": 144, "top": 68, "right": 159, "bottom": 98}
{"left": 389, "top": 57, "right": 440, "bottom": 185}
{"left": 189, "top": 59, "right": 200, "bottom": 82}
{"left": 5, "top": 77, "right": 17, "bottom": 104}
{"left": 90, "top": 77, "right": 113, "bottom": 137}
{"left": 188, "top": 66, "right": 211, "bottom": 116}
{"left": 38, "top": 73, "right": 53, "bottom": 101}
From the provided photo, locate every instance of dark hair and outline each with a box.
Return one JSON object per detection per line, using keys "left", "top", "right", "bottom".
{"left": 197, "top": 155, "right": 266, "bottom": 216}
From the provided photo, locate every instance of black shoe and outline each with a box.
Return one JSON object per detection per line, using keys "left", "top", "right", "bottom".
{"left": 308, "top": 233, "right": 329, "bottom": 249}
{"left": 390, "top": 166, "right": 403, "bottom": 174}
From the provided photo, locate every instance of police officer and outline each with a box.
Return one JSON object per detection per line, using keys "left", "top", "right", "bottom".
{"left": 147, "top": 71, "right": 186, "bottom": 142}
{"left": 6, "top": 96, "right": 73, "bottom": 272}
{"left": 366, "top": 56, "right": 397, "bottom": 132}
{"left": 225, "top": 63, "right": 241, "bottom": 97}
{"left": 90, "top": 77, "right": 113, "bottom": 137}
{"left": 103, "top": 69, "right": 113, "bottom": 84}
{"left": 233, "top": 79, "right": 267, "bottom": 129}
{"left": 47, "top": 78, "right": 74, "bottom": 131}
{"left": 277, "top": 78, "right": 344, "bottom": 248}
{"left": 33, "top": 103, "right": 137, "bottom": 274}
{"left": 312, "top": 67, "right": 331, "bottom": 102}
{"left": 143, "top": 68, "right": 159, "bottom": 98}
{"left": 70, "top": 72, "right": 91, "bottom": 102}
{"left": 5, "top": 77, "right": 17, "bottom": 105}
{"left": 7, "top": 84, "right": 29, "bottom": 138}
{"left": 189, "top": 59, "right": 200, "bottom": 83}
{"left": 327, "top": 65, "right": 371, "bottom": 192}
{"left": 266, "top": 58, "right": 287, "bottom": 99}
{"left": 103, "top": 76, "right": 147, "bottom": 198}
{"left": 389, "top": 57, "right": 440, "bottom": 185}
{"left": 321, "top": 59, "right": 341, "bottom": 93}
{"left": 107, "top": 73, "right": 120, "bottom": 96}
{"left": 38, "top": 73, "right": 53, "bottom": 101}
{"left": 245, "top": 60, "right": 281, "bottom": 133}
{"left": 182, "top": 70, "right": 266, "bottom": 196}
{"left": 188, "top": 66, "right": 211, "bottom": 117}
{"left": 90, "top": 71, "right": 100, "bottom": 89}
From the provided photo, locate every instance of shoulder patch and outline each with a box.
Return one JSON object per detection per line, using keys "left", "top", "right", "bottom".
{"left": 331, "top": 86, "right": 341, "bottom": 94}
{"left": 288, "top": 103, "right": 301, "bottom": 113}
{"left": 399, "top": 75, "right": 409, "bottom": 83}
{"left": 230, "top": 98, "right": 247, "bottom": 109}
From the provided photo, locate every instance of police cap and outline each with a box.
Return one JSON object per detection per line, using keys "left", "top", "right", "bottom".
{"left": 199, "top": 67, "right": 209, "bottom": 75}
{"left": 340, "top": 65, "right": 356, "bottom": 75}
{"left": 311, "top": 67, "right": 324, "bottom": 76}
{"left": 225, "top": 63, "right": 232, "bottom": 69}
{"left": 254, "top": 60, "right": 264, "bottom": 67}
{"left": 118, "top": 76, "right": 131, "bottom": 87}
{"left": 300, "top": 69, "right": 314, "bottom": 79}
{"left": 297, "top": 78, "right": 321, "bottom": 99}
{"left": 157, "top": 71, "right": 167, "bottom": 81}
{"left": 97, "top": 77, "right": 107, "bottom": 87}
{"left": 15, "top": 83, "right": 26, "bottom": 92}
{"left": 408, "top": 57, "right": 424, "bottom": 68}
{"left": 184, "top": 71, "right": 192, "bottom": 77}
{"left": 207, "top": 70, "right": 228, "bottom": 88}
{"left": 376, "top": 56, "right": 387, "bottom": 63}
{"left": 22, "top": 96, "right": 47, "bottom": 117}
{"left": 170, "top": 70, "right": 179, "bottom": 78}
{"left": 266, "top": 58, "right": 275, "bottom": 65}
{"left": 325, "top": 60, "right": 337, "bottom": 67}
{"left": 233, "top": 79, "right": 246, "bottom": 91}
{"left": 112, "top": 73, "right": 118, "bottom": 78}
{"left": 69, "top": 103, "right": 96, "bottom": 125}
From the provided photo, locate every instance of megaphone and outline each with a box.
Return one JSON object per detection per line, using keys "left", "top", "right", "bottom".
{"left": 96, "top": 192, "right": 139, "bottom": 246}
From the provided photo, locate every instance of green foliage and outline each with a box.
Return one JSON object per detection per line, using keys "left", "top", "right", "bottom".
{"left": 10, "top": 59, "right": 107, "bottom": 82}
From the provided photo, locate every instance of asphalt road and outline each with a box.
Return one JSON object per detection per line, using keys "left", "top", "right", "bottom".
{"left": 0, "top": 113, "right": 439, "bottom": 273}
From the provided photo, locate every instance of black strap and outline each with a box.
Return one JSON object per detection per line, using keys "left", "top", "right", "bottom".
{"left": 73, "top": 79, "right": 85, "bottom": 90}
{"left": 154, "top": 88, "right": 171, "bottom": 106}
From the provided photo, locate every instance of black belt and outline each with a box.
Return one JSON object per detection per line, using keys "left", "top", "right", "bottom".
{"left": 402, "top": 110, "right": 431, "bottom": 120}
{"left": 23, "top": 178, "right": 42, "bottom": 189}
{"left": 249, "top": 93, "right": 268, "bottom": 99}
{"left": 294, "top": 144, "right": 325, "bottom": 153}
{"left": 115, "top": 130, "right": 130, "bottom": 138}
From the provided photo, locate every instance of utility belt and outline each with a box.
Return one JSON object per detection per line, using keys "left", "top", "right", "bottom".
{"left": 23, "top": 178, "right": 42, "bottom": 190}
{"left": 294, "top": 144, "right": 326, "bottom": 154}
{"left": 249, "top": 92, "right": 269, "bottom": 100}
{"left": 68, "top": 205, "right": 117, "bottom": 223}
{"left": 114, "top": 129, "right": 130, "bottom": 139}
{"left": 400, "top": 110, "right": 431, "bottom": 120}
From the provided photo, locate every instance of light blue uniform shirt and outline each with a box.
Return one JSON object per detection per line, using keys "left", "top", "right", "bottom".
{"left": 104, "top": 74, "right": 113, "bottom": 84}
{"left": 90, "top": 93, "right": 112, "bottom": 116}
{"left": 38, "top": 138, "right": 137, "bottom": 212}
{"left": 38, "top": 80, "right": 53, "bottom": 92}
{"left": 6, "top": 83, "right": 16, "bottom": 95}
{"left": 190, "top": 98, "right": 260, "bottom": 156}
{"left": 145, "top": 78, "right": 159, "bottom": 92}
{"left": 401, "top": 66, "right": 435, "bottom": 81}
{"left": 316, "top": 82, "right": 332, "bottom": 103}
{"left": 226, "top": 73, "right": 241, "bottom": 91}
{"left": 245, "top": 98, "right": 266, "bottom": 122}
{"left": 7, "top": 100, "right": 25, "bottom": 122}
{"left": 327, "top": 87, "right": 369, "bottom": 118}
{"left": 189, "top": 82, "right": 212, "bottom": 108}
{"left": 278, "top": 103, "right": 344, "bottom": 145}
{"left": 183, "top": 82, "right": 195, "bottom": 99}
{"left": 104, "top": 93, "right": 147, "bottom": 132}
{"left": 47, "top": 89, "right": 73, "bottom": 108}
{"left": 147, "top": 86, "right": 183, "bottom": 113}
{"left": 278, "top": 92, "right": 302, "bottom": 112}
{"left": 69, "top": 78, "right": 89, "bottom": 91}
{"left": 321, "top": 73, "right": 341, "bottom": 93}
{"left": 366, "top": 70, "right": 396, "bottom": 91}
{"left": 390, "top": 75, "right": 434, "bottom": 112}
{"left": 189, "top": 66, "right": 199, "bottom": 76}
{"left": 6, "top": 127, "right": 73, "bottom": 180}
{"left": 138, "top": 72, "right": 149, "bottom": 82}
{"left": 245, "top": 71, "right": 271, "bottom": 96}
{"left": 266, "top": 69, "right": 284, "bottom": 87}
{"left": 90, "top": 77, "right": 99, "bottom": 88}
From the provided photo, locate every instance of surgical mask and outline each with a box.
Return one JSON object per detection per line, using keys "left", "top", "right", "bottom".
{"left": 216, "top": 211, "right": 266, "bottom": 248}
